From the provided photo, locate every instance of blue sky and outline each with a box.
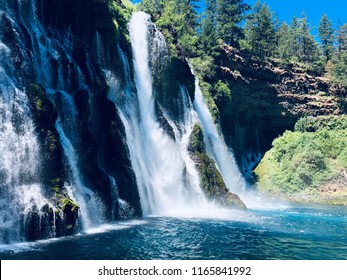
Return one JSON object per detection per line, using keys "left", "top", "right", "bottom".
{"left": 131, "top": 0, "right": 347, "bottom": 37}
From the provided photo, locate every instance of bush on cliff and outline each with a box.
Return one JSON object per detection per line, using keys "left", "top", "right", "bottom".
{"left": 255, "top": 116, "right": 347, "bottom": 195}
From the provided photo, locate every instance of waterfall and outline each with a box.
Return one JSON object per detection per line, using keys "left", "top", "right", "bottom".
{"left": 192, "top": 78, "right": 246, "bottom": 194}
{"left": 0, "top": 0, "right": 110, "bottom": 241}
{"left": 0, "top": 25, "right": 51, "bottom": 243}
{"left": 192, "top": 73, "right": 275, "bottom": 209}
{"left": 108, "top": 12, "right": 211, "bottom": 216}
{"left": 55, "top": 121, "right": 105, "bottom": 228}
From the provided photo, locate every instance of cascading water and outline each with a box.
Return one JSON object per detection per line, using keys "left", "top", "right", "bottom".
{"left": 192, "top": 77, "right": 246, "bottom": 194}
{"left": 192, "top": 74, "right": 283, "bottom": 209}
{"left": 108, "top": 12, "right": 212, "bottom": 216}
{"left": 30, "top": 1, "right": 112, "bottom": 227}
{"left": 0, "top": 23, "right": 51, "bottom": 243}
{"left": 0, "top": 0, "right": 110, "bottom": 241}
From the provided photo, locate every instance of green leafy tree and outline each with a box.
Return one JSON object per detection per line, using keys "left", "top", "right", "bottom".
{"left": 318, "top": 14, "right": 334, "bottom": 61}
{"left": 141, "top": 0, "right": 200, "bottom": 58}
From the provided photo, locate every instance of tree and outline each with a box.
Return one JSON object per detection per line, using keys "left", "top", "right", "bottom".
{"left": 245, "top": 0, "right": 275, "bottom": 56}
{"left": 292, "top": 14, "right": 320, "bottom": 64}
{"left": 138, "top": 0, "right": 164, "bottom": 20}
{"left": 332, "top": 24, "right": 347, "bottom": 88}
{"left": 319, "top": 14, "right": 334, "bottom": 61}
{"left": 337, "top": 23, "right": 347, "bottom": 55}
{"left": 147, "top": 0, "right": 200, "bottom": 58}
{"left": 199, "top": 0, "right": 219, "bottom": 56}
{"left": 275, "top": 22, "right": 292, "bottom": 61}
{"left": 216, "top": 0, "right": 249, "bottom": 47}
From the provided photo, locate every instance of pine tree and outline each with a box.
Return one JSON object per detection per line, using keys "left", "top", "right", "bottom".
{"left": 337, "top": 23, "right": 347, "bottom": 55}
{"left": 318, "top": 14, "right": 334, "bottom": 61}
{"left": 275, "top": 22, "right": 292, "bottom": 61}
{"left": 245, "top": 0, "right": 275, "bottom": 56}
{"left": 216, "top": 0, "right": 249, "bottom": 46}
{"left": 289, "top": 16, "right": 301, "bottom": 60}
{"left": 200, "top": 0, "right": 219, "bottom": 56}
{"left": 332, "top": 23, "right": 347, "bottom": 88}
{"left": 288, "top": 14, "right": 320, "bottom": 64}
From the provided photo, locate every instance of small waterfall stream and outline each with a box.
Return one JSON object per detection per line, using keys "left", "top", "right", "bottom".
{"left": 193, "top": 77, "right": 246, "bottom": 193}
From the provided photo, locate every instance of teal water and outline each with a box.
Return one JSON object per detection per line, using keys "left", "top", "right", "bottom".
{"left": 1, "top": 204, "right": 346, "bottom": 260}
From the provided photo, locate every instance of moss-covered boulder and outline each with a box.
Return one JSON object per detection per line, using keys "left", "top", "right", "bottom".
{"left": 61, "top": 198, "right": 80, "bottom": 235}
{"left": 188, "top": 123, "right": 246, "bottom": 209}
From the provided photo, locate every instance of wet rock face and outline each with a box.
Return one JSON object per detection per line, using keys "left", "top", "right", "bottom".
{"left": 33, "top": 0, "right": 142, "bottom": 220}
{"left": 188, "top": 123, "right": 246, "bottom": 209}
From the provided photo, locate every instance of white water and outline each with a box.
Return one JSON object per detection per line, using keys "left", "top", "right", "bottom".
{"left": 108, "top": 12, "right": 217, "bottom": 216}
{"left": 55, "top": 118, "right": 105, "bottom": 228}
{"left": 0, "top": 28, "right": 51, "bottom": 242}
{"left": 193, "top": 77, "right": 246, "bottom": 193}
{"left": 192, "top": 74, "right": 288, "bottom": 209}
{"left": 0, "top": 0, "right": 108, "bottom": 237}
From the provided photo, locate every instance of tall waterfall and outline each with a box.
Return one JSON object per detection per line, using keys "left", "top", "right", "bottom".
{"left": 0, "top": 1, "right": 253, "bottom": 244}
{"left": 108, "top": 12, "right": 210, "bottom": 216}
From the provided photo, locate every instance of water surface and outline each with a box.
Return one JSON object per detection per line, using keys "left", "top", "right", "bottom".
{"left": 1, "top": 204, "right": 346, "bottom": 260}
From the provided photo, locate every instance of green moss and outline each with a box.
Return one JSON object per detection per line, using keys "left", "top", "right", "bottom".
{"left": 27, "top": 84, "right": 46, "bottom": 112}
{"left": 188, "top": 123, "right": 205, "bottom": 153}
{"left": 50, "top": 178, "right": 61, "bottom": 194}
{"left": 61, "top": 198, "right": 79, "bottom": 214}
{"left": 188, "top": 123, "right": 245, "bottom": 208}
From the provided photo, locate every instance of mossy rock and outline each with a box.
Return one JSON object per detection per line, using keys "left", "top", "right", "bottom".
{"left": 60, "top": 197, "right": 80, "bottom": 235}
{"left": 61, "top": 198, "right": 79, "bottom": 214}
{"left": 26, "top": 84, "right": 58, "bottom": 129}
{"left": 189, "top": 123, "right": 246, "bottom": 209}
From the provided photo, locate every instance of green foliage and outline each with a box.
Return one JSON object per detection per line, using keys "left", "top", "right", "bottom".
{"left": 256, "top": 116, "right": 347, "bottom": 194}
{"left": 245, "top": 0, "right": 275, "bottom": 56}
{"left": 332, "top": 49, "right": 347, "bottom": 88}
{"left": 319, "top": 14, "right": 334, "bottom": 62}
{"left": 189, "top": 56, "right": 216, "bottom": 79}
{"left": 212, "top": 80, "right": 231, "bottom": 103}
{"left": 274, "top": 22, "right": 292, "bottom": 61}
{"left": 139, "top": 0, "right": 199, "bottom": 58}
{"left": 189, "top": 123, "right": 206, "bottom": 153}
{"left": 50, "top": 178, "right": 61, "bottom": 194}
{"left": 216, "top": 0, "right": 249, "bottom": 47}
{"left": 189, "top": 58, "right": 220, "bottom": 122}
{"left": 337, "top": 24, "right": 347, "bottom": 54}
{"left": 330, "top": 24, "right": 347, "bottom": 88}
{"left": 295, "top": 115, "right": 347, "bottom": 132}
